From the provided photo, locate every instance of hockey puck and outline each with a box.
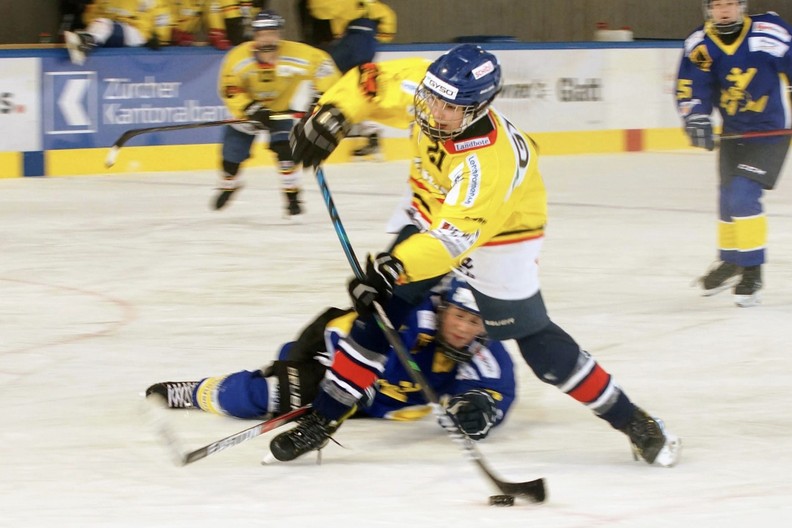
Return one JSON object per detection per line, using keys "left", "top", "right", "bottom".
{"left": 489, "top": 494, "right": 515, "bottom": 506}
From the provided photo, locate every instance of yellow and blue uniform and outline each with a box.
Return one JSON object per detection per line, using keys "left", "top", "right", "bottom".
{"left": 322, "top": 298, "right": 515, "bottom": 422}
{"left": 83, "top": 0, "right": 170, "bottom": 45}
{"left": 217, "top": 38, "right": 341, "bottom": 198}
{"left": 219, "top": 39, "right": 340, "bottom": 118}
{"left": 307, "top": 51, "right": 641, "bottom": 445}
{"left": 677, "top": 11, "right": 792, "bottom": 267}
{"left": 186, "top": 295, "right": 515, "bottom": 431}
{"left": 316, "top": 58, "right": 547, "bottom": 286}
{"left": 308, "top": 0, "right": 397, "bottom": 42}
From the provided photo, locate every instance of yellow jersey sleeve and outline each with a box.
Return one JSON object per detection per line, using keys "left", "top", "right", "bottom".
{"left": 316, "top": 58, "right": 428, "bottom": 127}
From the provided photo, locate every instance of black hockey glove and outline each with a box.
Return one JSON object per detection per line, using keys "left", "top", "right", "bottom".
{"left": 244, "top": 102, "right": 271, "bottom": 131}
{"left": 685, "top": 114, "right": 715, "bottom": 151}
{"left": 290, "top": 104, "right": 351, "bottom": 167}
{"left": 348, "top": 252, "right": 404, "bottom": 318}
{"left": 262, "top": 360, "right": 327, "bottom": 414}
{"left": 443, "top": 389, "right": 498, "bottom": 441}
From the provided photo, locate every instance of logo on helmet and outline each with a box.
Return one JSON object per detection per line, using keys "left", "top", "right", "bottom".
{"left": 472, "top": 60, "right": 495, "bottom": 80}
{"left": 424, "top": 72, "right": 458, "bottom": 100}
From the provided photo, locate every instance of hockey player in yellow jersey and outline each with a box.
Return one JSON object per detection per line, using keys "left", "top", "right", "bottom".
{"left": 169, "top": 0, "right": 229, "bottom": 50}
{"left": 308, "top": 0, "right": 397, "bottom": 43}
{"left": 209, "top": 0, "right": 266, "bottom": 46}
{"left": 65, "top": 0, "right": 171, "bottom": 65}
{"left": 271, "top": 45, "right": 682, "bottom": 468}
{"left": 306, "top": 0, "right": 398, "bottom": 158}
{"left": 215, "top": 9, "right": 341, "bottom": 215}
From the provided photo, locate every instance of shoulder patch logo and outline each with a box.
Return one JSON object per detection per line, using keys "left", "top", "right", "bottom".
{"left": 690, "top": 44, "right": 713, "bottom": 72}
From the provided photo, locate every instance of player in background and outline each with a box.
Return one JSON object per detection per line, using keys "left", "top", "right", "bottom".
{"left": 147, "top": 277, "right": 516, "bottom": 442}
{"left": 677, "top": 0, "right": 792, "bottom": 307}
{"left": 305, "top": 0, "right": 397, "bottom": 160}
{"left": 64, "top": 0, "right": 171, "bottom": 65}
{"left": 215, "top": 9, "right": 340, "bottom": 216}
{"left": 168, "top": 1, "right": 268, "bottom": 50}
{"left": 272, "top": 45, "right": 681, "bottom": 467}
{"left": 211, "top": 0, "right": 268, "bottom": 45}
{"left": 168, "top": 0, "right": 229, "bottom": 50}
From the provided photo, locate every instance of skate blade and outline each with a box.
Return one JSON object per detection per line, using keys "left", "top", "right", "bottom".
{"left": 696, "top": 276, "right": 740, "bottom": 297}
{"left": 143, "top": 393, "right": 189, "bottom": 466}
{"left": 260, "top": 452, "right": 278, "bottom": 465}
{"left": 64, "top": 32, "right": 86, "bottom": 66}
{"left": 734, "top": 291, "right": 761, "bottom": 307}
{"left": 653, "top": 433, "right": 681, "bottom": 468}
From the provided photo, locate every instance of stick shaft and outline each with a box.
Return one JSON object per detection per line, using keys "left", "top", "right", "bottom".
{"left": 313, "top": 167, "right": 545, "bottom": 501}
{"left": 720, "top": 128, "right": 792, "bottom": 140}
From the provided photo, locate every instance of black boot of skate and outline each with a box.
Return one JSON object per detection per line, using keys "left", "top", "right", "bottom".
{"left": 733, "top": 265, "right": 762, "bottom": 307}
{"left": 698, "top": 261, "right": 741, "bottom": 296}
{"left": 213, "top": 177, "right": 243, "bottom": 210}
{"left": 146, "top": 382, "right": 199, "bottom": 409}
{"left": 620, "top": 407, "right": 680, "bottom": 467}
{"left": 269, "top": 410, "right": 338, "bottom": 461}
{"left": 283, "top": 188, "right": 302, "bottom": 217}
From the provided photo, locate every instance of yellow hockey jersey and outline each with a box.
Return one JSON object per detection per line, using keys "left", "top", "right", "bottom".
{"left": 219, "top": 40, "right": 341, "bottom": 117}
{"left": 84, "top": 0, "right": 171, "bottom": 42}
{"left": 315, "top": 58, "right": 547, "bottom": 282}
{"left": 308, "top": 0, "right": 397, "bottom": 42}
{"left": 170, "top": 0, "right": 221, "bottom": 34}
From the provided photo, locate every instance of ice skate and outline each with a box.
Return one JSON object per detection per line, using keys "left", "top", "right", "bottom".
{"left": 64, "top": 31, "right": 95, "bottom": 66}
{"left": 621, "top": 407, "right": 680, "bottom": 467}
{"left": 283, "top": 188, "right": 303, "bottom": 220}
{"left": 213, "top": 177, "right": 243, "bottom": 210}
{"left": 352, "top": 133, "right": 383, "bottom": 162}
{"left": 734, "top": 265, "right": 762, "bottom": 307}
{"left": 269, "top": 410, "right": 338, "bottom": 461}
{"left": 145, "top": 381, "right": 199, "bottom": 409}
{"left": 697, "top": 261, "right": 740, "bottom": 296}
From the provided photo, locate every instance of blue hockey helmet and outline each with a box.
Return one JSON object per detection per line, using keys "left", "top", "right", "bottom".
{"left": 437, "top": 277, "right": 485, "bottom": 363}
{"left": 702, "top": 0, "right": 747, "bottom": 35}
{"left": 415, "top": 44, "right": 503, "bottom": 140}
{"left": 443, "top": 277, "right": 480, "bottom": 316}
{"left": 252, "top": 9, "right": 285, "bottom": 32}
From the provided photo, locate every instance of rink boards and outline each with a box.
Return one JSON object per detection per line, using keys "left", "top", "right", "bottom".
{"left": 0, "top": 42, "right": 691, "bottom": 177}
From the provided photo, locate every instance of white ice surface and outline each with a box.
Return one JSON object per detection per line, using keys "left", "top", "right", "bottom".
{"left": 1, "top": 151, "right": 791, "bottom": 527}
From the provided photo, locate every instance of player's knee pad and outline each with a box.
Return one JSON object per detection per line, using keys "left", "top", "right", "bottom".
{"left": 515, "top": 321, "right": 582, "bottom": 386}
{"left": 195, "top": 370, "right": 270, "bottom": 419}
{"left": 726, "top": 176, "right": 763, "bottom": 217}
{"left": 264, "top": 359, "right": 326, "bottom": 414}
{"left": 222, "top": 159, "right": 241, "bottom": 177}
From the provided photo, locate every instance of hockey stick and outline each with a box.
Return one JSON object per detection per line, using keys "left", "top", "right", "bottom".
{"left": 105, "top": 119, "right": 248, "bottom": 168}
{"left": 104, "top": 113, "right": 301, "bottom": 168}
{"left": 313, "top": 166, "right": 546, "bottom": 503}
{"left": 720, "top": 128, "right": 792, "bottom": 140}
{"left": 147, "top": 392, "right": 312, "bottom": 466}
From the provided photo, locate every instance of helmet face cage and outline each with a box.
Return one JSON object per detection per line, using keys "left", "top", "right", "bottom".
{"left": 702, "top": 0, "right": 747, "bottom": 35}
{"left": 415, "top": 44, "right": 502, "bottom": 141}
{"left": 414, "top": 87, "right": 484, "bottom": 141}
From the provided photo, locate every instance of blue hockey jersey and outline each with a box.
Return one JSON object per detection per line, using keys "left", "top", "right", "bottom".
{"left": 676, "top": 12, "right": 792, "bottom": 134}
{"left": 324, "top": 296, "right": 517, "bottom": 426}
